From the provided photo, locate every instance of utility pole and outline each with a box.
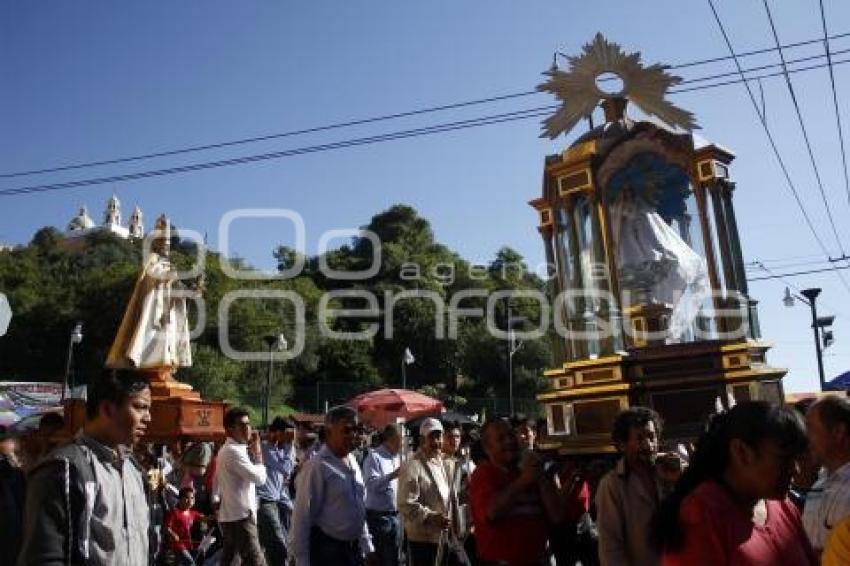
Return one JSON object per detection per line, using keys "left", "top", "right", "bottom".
{"left": 507, "top": 303, "right": 525, "bottom": 416}
{"left": 801, "top": 289, "right": 826, "bottom": 391}
{"left": 785, "top": 288, "right": 834, "bottom": 391}
{"left": 262, "top": 333, "right": 286, "bottom": 428}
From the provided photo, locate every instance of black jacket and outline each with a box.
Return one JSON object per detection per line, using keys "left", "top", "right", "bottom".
{"left": 16, "top": 437, "right": 150, "bottom": 566}
{"left": 0, "top": 455, "right": 25, "bottom": 563}
{"left": 17, "top": 440, "right": 96, "bottom": 565}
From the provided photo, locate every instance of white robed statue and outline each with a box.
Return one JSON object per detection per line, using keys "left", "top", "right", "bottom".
{"left": 106, "top": 214, "right": 194, "bottom": 370}
{"left": 611, "top": 189, "right": 709, "bottom": 340}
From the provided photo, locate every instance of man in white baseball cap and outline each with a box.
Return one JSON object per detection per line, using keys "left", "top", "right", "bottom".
{"left": 419, "top": 417, "right": 444, "bottom": 439}
{"left": 397, "top": 418, "right": 460, "bottom": 565}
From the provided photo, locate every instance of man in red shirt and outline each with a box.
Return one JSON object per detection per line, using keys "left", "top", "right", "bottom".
{"left": 166, "top": 487, "right": 207, "bottom": 565}
{"left": 469, "top": 419, "right": 562, "bottom": 566}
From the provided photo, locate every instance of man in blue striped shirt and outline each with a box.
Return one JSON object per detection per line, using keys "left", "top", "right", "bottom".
{"left": 291, "top": 406, "right": 375, "bottom": 566}
{"left": 257, "top": 416, "right": 296, "bottom": 565}
{"left": 362, "top": 424, "right": 402, "bottom": 566}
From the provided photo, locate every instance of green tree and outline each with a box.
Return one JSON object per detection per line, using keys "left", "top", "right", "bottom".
{"left": 0, "top": 204, "right": 555, "bottom": 418}
{"left": 177, "top": 344, "right": 242, "bottom": 402}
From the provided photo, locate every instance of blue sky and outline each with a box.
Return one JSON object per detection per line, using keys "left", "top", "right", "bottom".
{"left": 2, "top": 0, "right": 850, "bottom": 392}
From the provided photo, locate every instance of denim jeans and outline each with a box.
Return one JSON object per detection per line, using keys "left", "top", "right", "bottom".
{"left": 366, "top": 511, "right": 401, "bottom": 566}
{"left": 309, "top": 527, "right": 365, "bottom": 566}
{"left": 257, "top": 500, "right": 288, "bottom": 565}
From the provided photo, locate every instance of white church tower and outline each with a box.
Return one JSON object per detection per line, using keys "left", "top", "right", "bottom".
{"left": 99, "top": 194, "right": 129, "bottom": 238}
{"left": 128, "top": 205, "right": 144, "bottom": 238}
{"left": 104, "top": 194, "right": 122, "bottom": 227}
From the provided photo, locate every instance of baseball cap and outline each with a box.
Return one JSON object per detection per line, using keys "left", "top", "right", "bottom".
{"left": 419, "top": 418, "right": 444, "bottom": 437}
{"left": 182, "top": 442, "right": 213, "bottom": 468}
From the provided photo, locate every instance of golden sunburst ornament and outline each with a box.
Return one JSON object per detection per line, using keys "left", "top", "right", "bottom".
{"left": 537, "top": 33, "right": 698, "bottom": 139}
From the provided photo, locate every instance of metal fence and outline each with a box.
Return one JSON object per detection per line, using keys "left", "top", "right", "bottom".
{"left": 291, "top": 383, "right": 374, "bottom": 413}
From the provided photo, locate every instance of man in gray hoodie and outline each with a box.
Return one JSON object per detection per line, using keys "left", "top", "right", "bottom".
{"left": 17, "top": 369, "right": 152, "bottom": 566}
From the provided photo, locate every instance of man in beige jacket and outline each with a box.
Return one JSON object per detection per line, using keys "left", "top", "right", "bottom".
{"left": 595, "top": 407, "right": 683, "bottom": 566}
{"left": 397, "top": 418, "right": 459, "bottom": 566}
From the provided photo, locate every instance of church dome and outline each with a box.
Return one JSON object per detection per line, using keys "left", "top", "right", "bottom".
{"left": 67, "top": 206, "right": 95, "bottom": 231}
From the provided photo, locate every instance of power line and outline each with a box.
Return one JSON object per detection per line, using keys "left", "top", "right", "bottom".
{"left": 4, "top": 31, "right": 850, "bottom": 181}
{"left": 0, "top": 90, "right": 540, "bottom": 180}
{"left": 745, "top": 253, "right": 824, "bottom": 264}
{"left": 0, "top": 107, "right": 555, "bottom": 197}
{"left": 557, "top": 31, "right": 850, "bottom": 70}
{"left": 748, "top": 263, "right": 850, "bottom": 281}
{"left": 819, "top": 0, "right": 850, "bottom": 209}
{"left": 745, "top": 258, "right": 837, "bottom": 271}
{"left": 3, "top": 54, "right": 850, "bottom": 198}
{"left": 749, "top": 261, "right": 804, "bottom": 291}
{"left": 705, "top": 0, "right": 850, "bottom": 297}
{"left": 670, "top": 55, "right": 849, "bottom": 95}
{"left": 762, "top": 0, "right": 846, "bottom": 256}
{"left": 674, "top": 46, "right": 850, "bottom": 89}
{"left": 748, "top": 259, "right": 844, "bottom": 314}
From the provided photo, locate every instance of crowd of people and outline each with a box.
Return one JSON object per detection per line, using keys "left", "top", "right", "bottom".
{"left": 4, "top": 369, "right": 850, "bottom": 565}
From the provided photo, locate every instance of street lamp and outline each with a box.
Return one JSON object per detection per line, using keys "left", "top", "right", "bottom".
{"left": 62, "top": 321, "right": 84, "bottom": 402}
{"left": 262, "top": 333, "right": 287, "bottom": 428}
{"left": 402, "top": 347, "right": 415, "bottom": 390}
{"left": 506, "top": 303, "right": 527, "bottom": 416}
{"left": 783, "top": 287, "right": 835, "bottom": 391}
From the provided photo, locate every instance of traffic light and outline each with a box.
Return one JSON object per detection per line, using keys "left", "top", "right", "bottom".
{"left": 823, "top": 330, "right": 835, "bottom": 350}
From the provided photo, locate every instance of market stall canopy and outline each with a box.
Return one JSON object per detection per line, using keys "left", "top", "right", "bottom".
{"left": 825, "top": 370, "right": 850, "bottom": 391}
{"left": 348, "top": 388, "right": 443, "bottom": 428}
{"left": 0, "top": 382, "right": 63, "bottom": 427}
{"left": 0, "top": 392, "right": 17, "bottom": 427}
{"left": 9, "top": 413, "right": 49, "bottom": 434}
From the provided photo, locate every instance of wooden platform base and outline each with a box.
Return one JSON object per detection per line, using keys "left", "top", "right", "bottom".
{"left": 537, "top": 339, "right": 787, "bottom": 455}
{"left": 61, "top": 369, "right": 226, "bottom": 442}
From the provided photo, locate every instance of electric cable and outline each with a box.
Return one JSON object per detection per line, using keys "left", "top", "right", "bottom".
{"left": 762, "top": 0, "right": 845, "bottom": 255}
{"left": 3, "top": 31, "right": 850, "bottom": 180}
{"left": 748, "top": 262, "right": 850, "bottom": 281}
{"left": 818, "top": 0, "right": 850, "bottom": 209}
{"left": 3, "top": 54, "right": 850, "bottom": 198}
{"left": 0, "top": 107, "right": 554, "bottom": 197}
{"left": 706, "top": 0, "right": 850, "bottom": 296}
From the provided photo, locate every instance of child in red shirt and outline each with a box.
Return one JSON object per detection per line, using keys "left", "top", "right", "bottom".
{"left": 166, "top": 487, "right": 206, "bottom": 565}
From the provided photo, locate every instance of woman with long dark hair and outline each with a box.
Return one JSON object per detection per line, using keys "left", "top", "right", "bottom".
{"left": 657, "top": 401, "right": 815, "bottom": 565}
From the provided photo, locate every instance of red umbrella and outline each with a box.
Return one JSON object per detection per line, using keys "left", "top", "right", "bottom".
{"left": 348, "top": 388, "right": 443, "bottom": 428}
